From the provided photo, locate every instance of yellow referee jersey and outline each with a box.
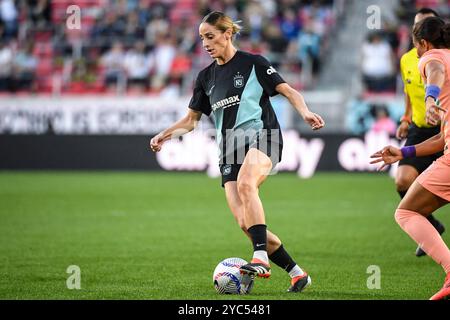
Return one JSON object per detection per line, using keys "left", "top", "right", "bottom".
{"left": 400, "top": 48, "right": 431, "bottom": 128}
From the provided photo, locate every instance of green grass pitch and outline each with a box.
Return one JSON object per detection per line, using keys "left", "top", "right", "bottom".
{"left": 0, "top": 171, "right": 449, "bottom": 300}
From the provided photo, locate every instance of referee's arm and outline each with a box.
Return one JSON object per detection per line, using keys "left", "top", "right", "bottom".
{"left": 397, "top": 94, "right": 412, "bottom": 139}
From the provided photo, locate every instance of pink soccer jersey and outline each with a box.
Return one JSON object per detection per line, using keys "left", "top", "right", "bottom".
{"left": 418, "top": 49, "right": 450, "bottom": 154}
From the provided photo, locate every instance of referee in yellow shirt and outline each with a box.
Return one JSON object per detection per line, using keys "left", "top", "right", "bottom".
{"left": 396, "top": 8, "right": 445, "bottom": 257}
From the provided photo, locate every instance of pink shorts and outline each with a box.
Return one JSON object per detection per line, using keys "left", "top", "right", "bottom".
{"left": 416, "top": 153, "right": 450, "bottom": 202}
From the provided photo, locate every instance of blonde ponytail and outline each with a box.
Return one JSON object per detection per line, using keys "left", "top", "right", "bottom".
{"left": 202, "top": 11, "right": 242, "bottom": 37}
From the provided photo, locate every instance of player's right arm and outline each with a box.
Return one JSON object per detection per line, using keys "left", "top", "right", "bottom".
{"left": 396, "top": 94, "right": 412, "bottom": 139}
{"left": 370, "top": 132, "right": 445, "bottom": 170}
{"left": 150, "top": 109, "right": 202, "bottom": 152}
{"left": 396, "top": 55, "right": 412, "bottom": 140}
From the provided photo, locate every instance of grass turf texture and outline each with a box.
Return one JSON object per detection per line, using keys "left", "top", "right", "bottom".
{"left": 0, "top": 171, "right": 449, "bottom": 300}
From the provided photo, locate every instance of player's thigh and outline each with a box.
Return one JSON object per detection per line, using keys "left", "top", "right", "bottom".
{"left": 398, "top": 180, "right": 448, "bottom": 216}
{"left": 237, "top": 148, "right": 273, "bottom": 188}
{"left": 395, "top": 164, "right": 419, "bottom": 189}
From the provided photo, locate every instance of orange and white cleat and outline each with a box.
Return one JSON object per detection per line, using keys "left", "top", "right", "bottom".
{"left": 239, "top": 258, "right": 271, "bottom": 278}
{"left": 287, "top": 273, "right": 312, "bottom": 293}
{"left": 430, "top": 273, "right": 450, "bottom": 300}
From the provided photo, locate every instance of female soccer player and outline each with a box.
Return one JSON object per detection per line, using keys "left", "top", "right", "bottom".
{"left": 150, "top": 11, "right": 324, "bottom": 293}
{"left": 396, "top": 8, "right": 445, "bottom": 257}
{"left": 370, "top": 17, "right": 450, "bottom": 300}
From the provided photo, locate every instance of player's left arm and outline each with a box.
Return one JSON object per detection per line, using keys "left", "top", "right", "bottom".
{"left": 370, "top": 132, "right": 445, "bottom": 171}
{"left": 275, "top": 83, "right": 325, "bottom": 131}
{"left": 424, "top": 60, "right": 446, "bottom": 126}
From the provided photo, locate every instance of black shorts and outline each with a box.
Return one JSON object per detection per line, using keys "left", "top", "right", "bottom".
{"left": 398, "top": 123, "right": 442, "bottom": 174}
{"left": 219, "top": 129, "right": 283, "bottom": 187}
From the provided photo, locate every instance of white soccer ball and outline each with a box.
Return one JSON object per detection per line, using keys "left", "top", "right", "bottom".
{"left": 213, "top": 257, "right": 254, "bottom": 294}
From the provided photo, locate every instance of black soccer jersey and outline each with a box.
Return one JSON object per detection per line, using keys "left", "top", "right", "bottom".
{"left": 188, "top": 51, "right": 285, "bottom": 162}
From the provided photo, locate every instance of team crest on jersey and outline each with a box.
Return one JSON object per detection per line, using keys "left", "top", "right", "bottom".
{"left": 222, "top": 164, "right": 232, "bottom": 176}
{"left": 233, "top": 72, "right": 244, "bottom": 88}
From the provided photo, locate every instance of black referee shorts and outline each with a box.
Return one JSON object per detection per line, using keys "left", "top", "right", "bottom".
{"left": 398, "top": 123, "right": 442, "bottom": 174}
{"left": 219, "top": 129, "right": 283, "bottom": 187}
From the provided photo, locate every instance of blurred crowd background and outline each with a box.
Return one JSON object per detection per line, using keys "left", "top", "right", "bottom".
{"left": 1, "top": 0, "right": 342, "bottom": 95}
{"left": 0, "top": 0, "right": 449, "bottom": 134}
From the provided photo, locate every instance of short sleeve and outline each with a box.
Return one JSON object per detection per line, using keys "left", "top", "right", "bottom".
{"left": 418, "top": 53, "right": 445, "bottom": 81}
{"left": 188, "top": 72, "right": 212, "bottom": 116}
{"left": 254, "top": 55, "right": 286, "bottom": 96}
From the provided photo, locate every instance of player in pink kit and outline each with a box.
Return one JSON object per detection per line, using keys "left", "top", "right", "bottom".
{"left": 370, "top": 17, "right": 450, "bottom": 300}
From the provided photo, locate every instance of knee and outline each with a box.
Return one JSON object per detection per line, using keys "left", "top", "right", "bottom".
{"left": 394, "top": 208, "right": 418, "bottom": 227}
{"left": 237, "top": 178, "right": 257, "bottom": 200}
{"left": 395, "top": 176, "right": 413, "bottom": 192}
{"left": 394, "top": 208, "right": 403, "bottom": 226}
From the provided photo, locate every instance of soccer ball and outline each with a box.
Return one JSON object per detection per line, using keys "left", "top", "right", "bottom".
{"left": 213, "top": 257, "right": 254, "bottom": 294}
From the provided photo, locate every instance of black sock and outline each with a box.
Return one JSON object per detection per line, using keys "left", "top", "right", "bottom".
{"left": 247, "top": 224, "right": 267, "bottom": 252}
{"left": 427, "top": 214, "right": 437, "bottom": 223}
{"left": 427, "top": 214, "right": 441, "bottom": 229}
{"left": 398, "top": 190, "right": 407, "bottom": 198}
{"left": 269, "top": 244, "right": 297, "bottom": 272}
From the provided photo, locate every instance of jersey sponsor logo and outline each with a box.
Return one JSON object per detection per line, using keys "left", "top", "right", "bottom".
{"left": 266, "top": 66, "right": 277, "bottom": 75}
{"left": 211, "top": 95, "right": 240, "bottom": 112}
{"left": 233, "top": 72, "right": 244, "bottom": 88}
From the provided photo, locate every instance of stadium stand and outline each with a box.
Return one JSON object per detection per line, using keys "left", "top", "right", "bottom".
{"left": 0, "top": 0, "right": 342, "bottom": 95}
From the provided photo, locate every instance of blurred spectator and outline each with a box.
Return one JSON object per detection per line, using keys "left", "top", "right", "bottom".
{"left": 148, "top": 0, "right": 170, "bottom": 21}
{"left": 244, "top": 0, "right": 267, "bottom": 43}
{"left": 123, "top": 41, "right": 152, "bottom": 91}
{"left": 159, "top": 75, "right": 182, "bottom": 97}
{"left": 90, "top": 12, "right": 126, "bottom": 51}
{"left": 361, "top": 32, "right": 396, "bottom": 92}
{"left": 380, "top": 20, "right": 400, "bottom": 55}
{"left": 279, "top": 9, "right": 301, "bottom": 41}
{"left": 297, "top": 22, "right": 321, "bottom": 87}
{"left": 177, "top": 27, "right": 196, "bottom": 54}
{"left": 145, "top": 17, "right": 168, "bottom": 45}
{"left": 100, "top": 41, "right": 126, "bottom": 91}
{"left": 0, "top": 20, "right": 5, "bottom": 42}
{"left": 0, "top": 0, "right": 18, "bottom": 40}
{"left": 123, "top": 10, "right": 146, "bottom": 46}
{"left": 276, "top": 0, "right": 300, "bottom": 15}
{"left": 347, "top": 97, "right": 404, "bottom": 134}
{"left": 370, "top": 104, "right": 397, "bottom": 135}
{"left": 170, "top": 49, "right": 191, "bottom": 79}
{"left": 150, "top": 34, "right": 176, "bottom": 90}
{"left": 301, "top": 0, "right": 333, "bottom": 38}
{"left": 346, "top": 95, "right": 373, "bottom": 134}
{"left": 12, "top": 42, "right": 38, "bottom": 91}
{"left": 136, "top": 0, "right": 151, "bottom": 27}
{"left": 222, "top": 0, "right": 240, "bottom": 21}
{"left": 262, "top": 24, "right": 289, "bottom": 67}
{"left": 27, "top": 0, "right": 51, "bottom": 28}
{"left": 0, "top": 40, "right": 12, "bottom": 90}
{"left": 256, "top": 0, "right": 276, "bottom": 18}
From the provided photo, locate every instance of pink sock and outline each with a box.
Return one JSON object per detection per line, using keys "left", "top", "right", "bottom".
{"left": 395, "top": 209, "right": 450, "bottom": 274}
